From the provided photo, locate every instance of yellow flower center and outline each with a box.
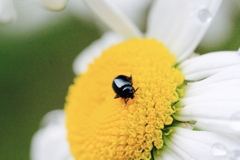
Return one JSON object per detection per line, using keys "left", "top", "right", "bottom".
{"left": 65, "top": 38, "right": 185, "bottom": 160}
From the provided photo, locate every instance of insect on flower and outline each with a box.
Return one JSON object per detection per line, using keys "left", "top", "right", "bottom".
{"left": 112, "top": 75, "right": 138, "bottom": 104}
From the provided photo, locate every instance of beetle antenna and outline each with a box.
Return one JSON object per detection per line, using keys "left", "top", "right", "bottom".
{"left": 134, "top": 87, "right": 139, "bottom": 94}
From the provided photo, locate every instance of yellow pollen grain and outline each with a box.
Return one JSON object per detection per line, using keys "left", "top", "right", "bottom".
{"left": 65, "top": 38, "right": 185, "bottom": 160}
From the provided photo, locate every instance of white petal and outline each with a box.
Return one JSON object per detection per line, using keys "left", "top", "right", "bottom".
{"left": 185, "top": 64, "right": 240, "bottom": 87}
{"left": 154, "top": 147, "right": 183, "bottom": 160}
{"left": 67, "top": 0, "right": 95, "bottom": 22}
{"left": 0, "top": 0, "right": 17, "bottom": 24}
{"left": 112, "top": 0, "right": 153, "bottom": 31}
{"left": 68, "top": 0, "right": 153, "bottom": 31}
{"left": 68, "top": 0, "right": 153, "bottom": 32}
{"left": 156, "top": 127, "right": 240, "bottom": 160}
{"left": 179, "top": 51, "right": 240, "bottom": 81}
{"left": 30, "top": 110, "right": 73, "bottom": 160}
{"left": 199, "top": 0, "right": 235, "bottom": 48}
{"left": 185, "top": 79, "right": 240, "bottom": 97}
{"left": 156, "top": 140, "right": 193, "bottom": 160}
{"left": 174, "top": 65, "right": 240, "bottom": 136}
{"left": 176, "top": 101, "right": 240, "bottom": 120}
{"left": 39, "top": 0, "right": 68, "bottom": 11}
{"left": 82, "top": 0, "right": 142, "bottom": 38}
{"left": 73, "top": 32, "right": 123, "bottom": 75}
{"left": 175, "top": 100, "right": 240, "bottom": 137}
{"left": 180, "top": 65, "right": 240, "bottom": 105}
{"left": 182, "top": 65, "right": 240, "bottom": 99}
{"left": 146, "top": 0, "right": 222, "bottom": 62}
{"left": 39, "top": 109, "right": 65, "bottom": 127}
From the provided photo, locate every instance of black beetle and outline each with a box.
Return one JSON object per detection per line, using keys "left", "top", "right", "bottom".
{"left": 112, "top": 75, "right": 138, "bottom": 104}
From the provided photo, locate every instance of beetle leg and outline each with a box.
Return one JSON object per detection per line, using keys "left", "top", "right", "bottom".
{"left": 114, "top": 95, "right": 120, "bottom": 99}
{"left": 124, "top": 98, "right": 129, "bottom": 104}
{"left": 129, "top": 75, "right": 133, "bottom": 83}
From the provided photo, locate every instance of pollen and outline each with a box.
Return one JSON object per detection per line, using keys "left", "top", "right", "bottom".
{"left": 65, "top": 39, "right": 185, "bottom": 160}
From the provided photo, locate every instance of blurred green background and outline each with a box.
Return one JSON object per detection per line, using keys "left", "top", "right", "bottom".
{"left": 0, "top": 5, "right": 240, "bottom": 160}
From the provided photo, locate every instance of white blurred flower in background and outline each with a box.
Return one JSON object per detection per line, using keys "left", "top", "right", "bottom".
{"left": 0, "top": 0, "right": 152, "bottom": 34}
{"left": 0, "top": 0, "right": 68, "bottom": 33}
{"left": 0, "top": 0, "right": 16, "bottom": 24}
{"left": 39, "top": 0, "right": 68, "bottom": 11}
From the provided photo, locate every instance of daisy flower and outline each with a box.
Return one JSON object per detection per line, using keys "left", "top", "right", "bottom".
{"left": 31, "top": 0, "right": 240, "bottom": 160}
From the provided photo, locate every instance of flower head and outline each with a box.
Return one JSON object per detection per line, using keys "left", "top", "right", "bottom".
{"left": 66, "top": 38, "right": 185, "bottom": 159}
